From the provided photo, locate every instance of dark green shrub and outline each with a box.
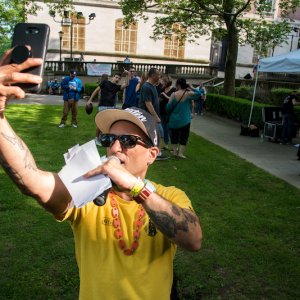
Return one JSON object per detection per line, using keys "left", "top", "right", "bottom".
{"left": 255, "top": 88, "right": 272, "bottom": 104}
{"left": 84, "top": 83, "right": 98, "bottom": 96}
{"left": 270, "top": 88, "right": 300, "bottom": 106}
{"left": 206, "top": 85, "right": 224, "bottom": 95}
{"left": 210, "top": 85, "right": 272, "bottom": 104}
{"left": 295, "top": 107, "right": 300, "bottom": 126}
{"left": 235, "top": 86, "right": 253, "bottom": 100}
{"left": 206, "top": 94, "right": 271, "bottom": 128}
{"left": 206, "top": 93, "right": 300, "bottom": 128}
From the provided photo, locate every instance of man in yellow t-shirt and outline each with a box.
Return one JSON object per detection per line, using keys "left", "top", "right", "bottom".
{"left": 0, "top": 52, "right": 202, "bottom": 300}
{"left": 57, "top": 107, "right": 202, "bottom": 299}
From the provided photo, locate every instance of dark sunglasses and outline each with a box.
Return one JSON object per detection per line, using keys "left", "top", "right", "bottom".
{"left": 99, "top": 134, "right": 153, "bottom": 149}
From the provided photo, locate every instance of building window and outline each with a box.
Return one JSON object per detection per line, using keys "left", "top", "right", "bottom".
{"left": 115, "top": 19, "right": 137, "bottom": 54}
{"left": 62, "top": 15, "right": 86, "bottom": 53}
{"left": 209, "top": 36, "right": 228, "bottom": 71}
{"left": 255, "top": 0, "right": 274, "bottom": 14}
{"left": 163, "top": 24, "right": 185, "bottom": 59}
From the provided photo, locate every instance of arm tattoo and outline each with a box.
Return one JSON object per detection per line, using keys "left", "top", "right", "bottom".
{"left": 0, "top": 158, "right": 36, "bottom": 197}
{"left": 1, "top": 131, "right": 37, "bottom": 171}
{"left": 0, "top": 131, "right": 37, "bottom": 197}
{"left": 146, "top": 209, "right": 177, "bottom": 239}
{"left": 145, "top": 204, "right": 199, "bottom": 240}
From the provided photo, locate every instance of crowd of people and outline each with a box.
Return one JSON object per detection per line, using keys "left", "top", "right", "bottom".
{"left": 46, "top": 53, "right": 208, "bottom": 161}
{"left": 63, "top": 64, "right": 208, "bottom": 160}
{"left": 53, "top": 63, "right": 300, "bottom": 163}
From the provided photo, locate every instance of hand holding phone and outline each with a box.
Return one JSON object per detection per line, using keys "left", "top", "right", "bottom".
{"left": 11, "top": 23, "right": 50, "bottom": 93}
{"left": 0, "top": 49, "right": 42, "bottom": 114}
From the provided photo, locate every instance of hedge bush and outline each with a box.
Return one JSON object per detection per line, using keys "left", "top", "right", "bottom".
{"left": 208, "top": 86, "right": 300, "bottom": 106}
{"left": 206, "top": 93, "right": 300, "bottom": 128}
{"left": 84, "top": 83, "right": 98, "bottom": 96}
{"left": 206, "top": 86, "right": 224, "bottom": 95}
{"left": 270, "top": 88, "right": 300, "bottom": 106}
{"left": 234, "top": 86, "right": 253, "bottom": 101}
{"left": 209, "top": 85, "right": 272, "bottom": 104}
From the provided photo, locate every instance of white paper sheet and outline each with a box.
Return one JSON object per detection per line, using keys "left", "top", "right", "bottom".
{"left": 58, "top": 140, "right": 111, "bottom": 208}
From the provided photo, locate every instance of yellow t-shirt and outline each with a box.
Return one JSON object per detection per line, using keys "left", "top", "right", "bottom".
{"left": 57, "top": 182, "right": 193, "bottom": 300}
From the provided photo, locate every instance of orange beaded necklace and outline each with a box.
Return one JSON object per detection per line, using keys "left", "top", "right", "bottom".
{"left": 110, "top": 191, "right": 146, "bottom": 256}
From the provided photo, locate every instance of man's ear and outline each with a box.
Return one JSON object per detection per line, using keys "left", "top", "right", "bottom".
{"left": 147, "top": 147, "right": 160, "bottom": 165}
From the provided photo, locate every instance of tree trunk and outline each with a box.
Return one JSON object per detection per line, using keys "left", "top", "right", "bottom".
{"left": 223, "top": 22, "right": 239, "bottom": 97}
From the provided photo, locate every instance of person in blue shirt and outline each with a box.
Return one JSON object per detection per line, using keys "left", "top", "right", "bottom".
{"left": 166, "top": 78, "right": 196, "bottom": 159}
{"left": 58, "top": 71, "right": 82, "bottom": 128}
{"left": 192, "top": 82, "right": 206, "bottom": 116}
{"left": 46, "top": 80, "right": 51, "bottom": 93}
{"left": 122, "top": 67, "right": 140, "bottom": 109}
{"left": 123, "top": 56, "right": 131, "bottom": 64}
{"left": 49, "top": 79, "right": 61, "bottom": 95}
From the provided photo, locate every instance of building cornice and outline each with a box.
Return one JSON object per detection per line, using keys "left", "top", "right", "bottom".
{"left": 72, "top": 0, "right": 121, "bottom": 9}
{"left": 47, "top": 48, "right": 209, "bottom": 64}
{"left": 36, "top": 0, "right": 121, "bottom": 10}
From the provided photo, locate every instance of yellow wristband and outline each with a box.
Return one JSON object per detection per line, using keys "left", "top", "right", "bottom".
{"left": 130, "top": 178, "right": 145, "bottom": 197}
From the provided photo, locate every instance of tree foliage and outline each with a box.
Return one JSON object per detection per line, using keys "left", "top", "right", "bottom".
{"left": 0, "top": 0, "right": 74, "bottom": 56}
{"left": 120, "top": 0, "right": 300, "bottom": 96}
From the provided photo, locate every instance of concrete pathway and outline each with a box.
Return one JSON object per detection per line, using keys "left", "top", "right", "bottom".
{"left": 10, "top": 94, "right": 87, "bottom": 106}
{"left": 191, "top": 113, "right": 300, "bottom": 189}
{"left": 9, "top": 94, "right": 300, "bottom": 189}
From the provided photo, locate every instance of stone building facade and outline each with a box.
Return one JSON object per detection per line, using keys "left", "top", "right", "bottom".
{"left": 28, "top": 0, "right": 300, "bottom": 78}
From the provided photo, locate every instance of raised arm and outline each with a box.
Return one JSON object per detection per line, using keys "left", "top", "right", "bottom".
{"left": 0, "top": 49, "right": 72, "bottom": 215}
{"left": 141, "top": 191, "right": 202, "bottom": 251}
{"left": 160, "top": 91, "right": 172, "bottom": 101}
{"left": 135, "top": 82, "right": 141, "bottom": 92}
{"left": 120, "top": 69, "right": 130, "bottom": 90}
{"left": 85, "top": 158, "right": 202, "bottom": 251}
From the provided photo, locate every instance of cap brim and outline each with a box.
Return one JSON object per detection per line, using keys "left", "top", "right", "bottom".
{"left": 95, "top": 109, "right": 149, "bottom": 137}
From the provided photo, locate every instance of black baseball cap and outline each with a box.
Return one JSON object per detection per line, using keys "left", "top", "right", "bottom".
{"left": 70, "top": 70, "right": 76, "bottom": 75}
{"left": 95, "top": 107, "right": 160, "bottom": 147}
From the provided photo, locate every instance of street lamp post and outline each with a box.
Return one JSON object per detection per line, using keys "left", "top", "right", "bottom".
{"left": 59, "top": 31, "right": 63, "bottom": 61}
{"left": 58, "top": 30, "right": 63, "bottom": 71}
{"left": 50, "top": 11, "right": 96, "bottom": 62}
{"left": 70, "top": 22, "right": 73, "bottom": 60}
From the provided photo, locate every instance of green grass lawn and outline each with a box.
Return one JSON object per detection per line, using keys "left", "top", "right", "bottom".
{"left": 0, "top": 104, "right": 299, "bottom": 299}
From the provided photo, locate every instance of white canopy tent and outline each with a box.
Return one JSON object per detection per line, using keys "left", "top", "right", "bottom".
{"left": 259, "top": 49, "right": 300, "bottom": 73}
{"left": 248, "top": 49, "right": 300, "bottom": 126}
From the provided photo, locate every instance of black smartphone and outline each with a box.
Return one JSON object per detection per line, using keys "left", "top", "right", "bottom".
{"left": 11, "top": 23, "right": 50, "bottom": 93}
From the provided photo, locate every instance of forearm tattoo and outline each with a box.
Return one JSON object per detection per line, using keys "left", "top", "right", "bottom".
{"left": 145, "top": 204, "right": 199, "bottom": 239}
{"left": 0, "top": 131, "right": 37, "bottom": 196}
